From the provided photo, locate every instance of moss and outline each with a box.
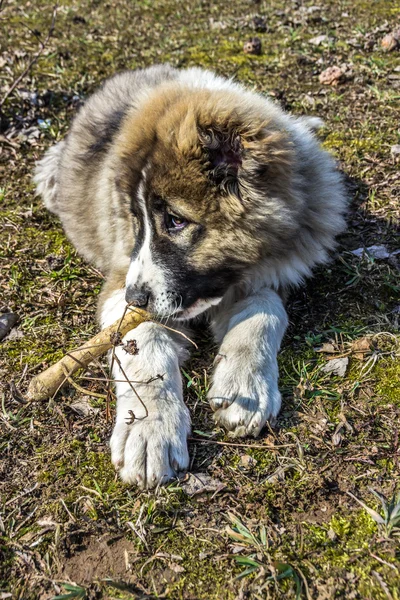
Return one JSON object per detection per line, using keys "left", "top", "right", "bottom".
{"left": 375, "top": 360, "right": 400, "bottom": 404}
{"left": 146, "top": 528, "right": 237, "bottom": 599}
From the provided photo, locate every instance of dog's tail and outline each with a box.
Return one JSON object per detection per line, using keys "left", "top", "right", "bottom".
{"left": 34, "top": 141, "right": 65, "bottom": 215}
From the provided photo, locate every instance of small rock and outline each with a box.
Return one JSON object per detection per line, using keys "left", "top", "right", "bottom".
{"left": 381, "top": 33, "right": 399, "bottom": 52}
{"left": 391, "top": 144, "right": 400, "bottom": 158}
{"left": 327, "top": 528, "right": 337, "bottom": 541}
{"left": 243, "top": 37, "right": 262, "bottom": 55}
{"left": 309, "top": 34, "right": 330, "bottom": 46}
{"left": 239, "top": 454, "right": 257, "bottom": 469}
{"left": 321, "top": 357, "right": 349, "bottom": 377}
{"left": 0, "top": 313, "right": 18, "bottom": 341}
{"left": 319, "top": 66, "right": 345, "bottom": 86}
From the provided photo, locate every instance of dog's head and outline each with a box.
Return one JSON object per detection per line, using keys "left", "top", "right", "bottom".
{"left": 115, "top": 85, "right": 298, "bottom": 318}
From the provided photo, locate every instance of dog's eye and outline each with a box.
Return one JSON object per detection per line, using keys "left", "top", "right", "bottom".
{"left": 166, "top": 213, "right": 188, "bottom": 231}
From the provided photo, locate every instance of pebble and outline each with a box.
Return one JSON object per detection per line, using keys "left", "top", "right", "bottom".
{"left": 243, "top": 37, "right": 262, "bottom": 55}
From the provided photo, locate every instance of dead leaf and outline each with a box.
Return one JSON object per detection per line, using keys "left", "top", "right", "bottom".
{"left": 309, "top": 34, "right": 331, "bottom": 46}
{"left": 315, "top": 342, "right": 336, "bottom": 354}
{"left": 321, "top": 357, "right": 349, "bottom": 377}
{"left": 181, "top": 472, "right": 225, "bottom": 496}
{"left": 381, "top": 33, "right": 399, "bottom": 51}
{"left": 69, "top": 396, "right": 99, "bottom": 417}
{"left": 350, "top": 245, "right": 400, "bottom": 260}
{"left": 170, "top": 563, "right": 185, "bottom": 574}
{"left": 350, "top": 336, "right": 372, "bottom": 360}
{"left": 319, "top": 66, "right": 345, "bottom": 85}
{"left": 239, "top": 454, "right": 257, "bottom": 469}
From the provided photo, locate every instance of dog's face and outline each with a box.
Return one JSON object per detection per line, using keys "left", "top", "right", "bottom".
{"left": 115, "top": 85, "right": 295, "bottom": 318}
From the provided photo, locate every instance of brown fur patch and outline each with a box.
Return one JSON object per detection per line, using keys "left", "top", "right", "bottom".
{"left": 115, "top": 84, "right": 296, "bottom": 268}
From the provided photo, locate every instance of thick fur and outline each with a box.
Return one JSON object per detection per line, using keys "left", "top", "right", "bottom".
{"left": 35, "top": 65, "right": 347, "bottom": 488}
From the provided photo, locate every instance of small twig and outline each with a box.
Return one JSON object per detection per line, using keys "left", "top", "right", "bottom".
{"left": 0, "top": 4, "right": 58, "bottom": 108}
{"left": 106, "top": 302, "right": 131, "bottom": 420}
{"left": 27, "top": 307, "right": 149, "bottom": 401}
{"left": 112, "top": 351, "right": 149, "bottom": 420}
{"left": 188, "top": 436, "right": 295, "bottom": 450}
{"left": 11, "top": 506, "right": 38, "bottom": 537}
{"left": 81, "top": 374, "right": 164, "bottom": 385}
{"left": 59, "top": 498, "right": 76, "bottom": 522}
{"left": 61, "top": 364, "right": 107, "bottom": 399}
{"left": 126, "top": 305, "right": 198, "bottom": 349}
{"left": 4, "top": 483, "right": 38, "bottom": 507}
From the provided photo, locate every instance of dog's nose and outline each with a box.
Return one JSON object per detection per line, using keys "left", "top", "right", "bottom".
{"left": 125, "top": 287, "right": 150, "bottom": 308}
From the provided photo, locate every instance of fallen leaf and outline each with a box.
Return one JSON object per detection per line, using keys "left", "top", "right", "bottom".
{"left": 5, "top": 328, "right": 24, "bottom": 341}
{"left": 309, "top": 34, "right": 331, "bottom": 46}
{"left": 319, "top": 66, "right": 345, "bottom": 85}
{"left": 315, "top": 342, "right": 336, "bottom": 354}
{"left": 181, "top": 472, "right": 225, "bottom": 496}
{"left": 391, "top": 144, "right": 400, "bottom": 158}
{"left": 332, "top": 430, "right": 343, "bottom": 446}
{"left": 69, "top": 396, "right": 99, "bottom": 417}
{"left": 350, "top": 245, "right": 400, "bottom": 260}
{"left": 321, "top": 357, "right": 349, "bottom": 377}
{"left": 350, "top": 336, "right": 372, "bottom": 360}
{"left": 170, "top": 563, "right": 185, "bottom": 574}
{"left": 239, "top": 454, "right": 257, "bottom": 469}
{"left": 381, "top": 33, "right": 399, "bottom": 51}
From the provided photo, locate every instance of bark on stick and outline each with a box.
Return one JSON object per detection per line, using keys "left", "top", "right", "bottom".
{"left": 27, "top": 308, "right": 149, "bottom": 401}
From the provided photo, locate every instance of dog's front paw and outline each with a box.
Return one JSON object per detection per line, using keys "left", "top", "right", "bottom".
{"left": 208, "top": 351, "right": 281, "bottom": 437}
{"left": 110, "top": 408, "right": 190, "bottom": 489}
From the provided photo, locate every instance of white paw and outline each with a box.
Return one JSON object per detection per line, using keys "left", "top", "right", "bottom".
{"left": 208, "top": 352, "right": 281, "bottom": 437}
{"left": 110, "top": 408, "right": 190, "bottom": 489}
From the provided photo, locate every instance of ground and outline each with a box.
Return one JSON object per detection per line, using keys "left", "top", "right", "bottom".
{"left": 0, "top": 0, "right": 399, "bottom": 598}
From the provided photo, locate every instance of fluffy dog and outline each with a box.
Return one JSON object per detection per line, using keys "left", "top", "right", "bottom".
{"left": 35, "top": 65, "right": 347, "bottom": 488}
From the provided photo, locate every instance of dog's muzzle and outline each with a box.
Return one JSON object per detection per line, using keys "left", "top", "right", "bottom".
{"left": 125, "top": 286, "right": 150, "bottom": 308}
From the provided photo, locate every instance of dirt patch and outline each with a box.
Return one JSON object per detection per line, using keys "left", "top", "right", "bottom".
{"left": 58, "top": 536, "right": 136, "bottom": 585}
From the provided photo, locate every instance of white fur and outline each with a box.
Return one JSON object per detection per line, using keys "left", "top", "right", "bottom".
{"left": 125, "top": 183, "right": 170, "bottom": 311}
{"left": 33, "top": 141, "right": 65, "bottom": 214}
{"left": 175, "top": 296, "right": 223, "bottom": 320}
{"left": 101, "top": 289, "right": 190, "bottom": 488}
{"left": 208, "top": 287, "right": 288, "bottom": 437}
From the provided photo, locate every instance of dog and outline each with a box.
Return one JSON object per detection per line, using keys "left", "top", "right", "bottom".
{"left": 35, "top": 65, "right": 347, "bottom": 488}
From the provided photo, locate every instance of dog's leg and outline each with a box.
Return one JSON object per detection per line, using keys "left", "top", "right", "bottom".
{"left": 100, "top": 288, "right": 191, "bottom": 488}
{"left": 208, "top": 287, "right": 288, "bottom": 437}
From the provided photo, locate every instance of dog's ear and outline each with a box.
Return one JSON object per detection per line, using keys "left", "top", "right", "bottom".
{"left": 199, "top": 127, "right": 243, "bottom": 196}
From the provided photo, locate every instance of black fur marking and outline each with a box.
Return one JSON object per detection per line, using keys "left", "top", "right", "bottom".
{"left": 86, "top": 108, "right": 128, "bottom": 157}
{"left": 199, "top": 127, "right": 243, "bottom": 196}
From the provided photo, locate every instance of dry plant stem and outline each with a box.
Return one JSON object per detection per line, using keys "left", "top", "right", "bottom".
{"left": 188, "top": 437, "right": 296, "bottom": 450}
{"left": 27, "top": 307, "right": 149, "bottom": 401}
{"left": 0, "top": 4, "right": 58, "bottom": 107}
{"left": 61, "top": 364, "right": 107, "bottom": 400}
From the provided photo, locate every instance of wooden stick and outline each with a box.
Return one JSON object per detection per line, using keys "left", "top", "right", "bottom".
{"left": 27, "top": 308, "right": 149, "bottom": 401}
